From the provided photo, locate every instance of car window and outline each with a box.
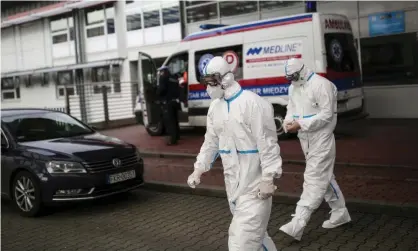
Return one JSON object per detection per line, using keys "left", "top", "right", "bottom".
{"left": 1, "top": 112, "right": 94, "bottom": 142}
{"left": 1, "top": 129, "right": 9, "bottom": 148}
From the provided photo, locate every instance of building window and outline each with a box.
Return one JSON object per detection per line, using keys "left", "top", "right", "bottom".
{"left": 259, "top": 1, "right": 300, "bottom": 11}
{"left": 52, "top": 34, "right": 68, "bottom": 44}
{"left": 360, "top": 32, "right": 418, "bottom": 85}
{"left": 85, "top": 4, "right": 115, "bottom": 38}
{"left": 162, "top": 5, "right": 180, "bottom": 25}
{"left": 219, "top": 1, "right": 257, "bottom": 18}
{"left": 87, "top": 26, "right": 105, "bottom": 38}
{"left": 1, "top": 77, "right": 21, "bottom": 100}
{"left": 106, "top": 7, "right": 115, "bottom": 34}
{"left": 185, "top": 1, "right": 213, "bottom": 7}
{"left": 143, "top": 10, "right": 161, "bottom": 28}
{"left": 56, "top": 71, "right": 76, "bottom": 97}
{"left": 86, "top": 5, "right": 105, "bottom": 25}
{"left": 91, "top": 66, "right": 121, "bottom": 94}
{"left": 186, "top": 2, "right": 218, "bottom": 23}
{"left": 50, "top": 15, "right": 74, "bottom": 44}
{"left": 127, "top": 13, "right": 142, "bottom": 31}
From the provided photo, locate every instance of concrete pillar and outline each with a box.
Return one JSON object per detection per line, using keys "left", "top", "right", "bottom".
{"left": 13, "top": 26, "right": 23, "bottom": 71}
{"left": 114, "top": 0, "right": 134, "bottom": 117}
{"left": 42, "top": 18, "right": 53, "bottom": 67}
{"left": 114, "top": 0, "right": 129, "bottom": 82}
{"left": 72, "top": 8, "right": 88, "bottom": 122}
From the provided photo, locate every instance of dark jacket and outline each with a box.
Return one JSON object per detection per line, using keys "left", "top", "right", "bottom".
{"left": 157, "top": 71, "right": 180, "bottom": 102}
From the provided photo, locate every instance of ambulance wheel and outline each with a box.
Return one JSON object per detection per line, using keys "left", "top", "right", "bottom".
{"left": 146, "top": 122, "right": 164, "bottom": 136}
{"left": 273, "top": 106, "right": 292, "bottom": 140}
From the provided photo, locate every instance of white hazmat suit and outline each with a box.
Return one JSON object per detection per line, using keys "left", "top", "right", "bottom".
{"left": 279, "top": 58, "right": 351, "bottom": 241}
{"left": 187, "top": 56, "right": 282, "bottom": 251}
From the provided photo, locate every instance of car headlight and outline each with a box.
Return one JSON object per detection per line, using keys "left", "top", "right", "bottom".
{"left": 46, "top": 161, "right": 87, "bottom": 174}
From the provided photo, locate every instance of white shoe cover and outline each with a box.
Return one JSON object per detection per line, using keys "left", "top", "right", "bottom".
{"left": 322, "top": 208, "right": 351, "bottom": 229}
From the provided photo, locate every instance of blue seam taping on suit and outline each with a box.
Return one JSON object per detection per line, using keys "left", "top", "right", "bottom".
{"left": 225, "top": 88, "right": 243, "bottom": 113}
{"left": 237, "top": 150, "right": 259, "bottom": 154}
{"left": 262, "top": 243, "right": 268, "bottom": 251}
{"left": 219, "top": 150, "right": 259, "bottom": 154}
{"left": 225, "top": 88, "right": 243, "bottom": 102}
{"left": 306, "top": 72, "right": 315, "bottom": 81}
{"left": 293, "top": 114, "right": 316, "bottom": 118}
{"left": 209, "top": 152, "right": 220, "bottom": 169}
{"left": 330, "top": 182, "right": 339, "bottom": 199}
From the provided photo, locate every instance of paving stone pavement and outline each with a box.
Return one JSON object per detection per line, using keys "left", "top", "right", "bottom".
{"left": 2, "top": 189, "right": 418, "bottom": 251}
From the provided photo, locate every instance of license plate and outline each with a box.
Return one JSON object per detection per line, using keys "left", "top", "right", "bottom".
{"left": 108, "top": 170, "right": 136, "bottom": 184}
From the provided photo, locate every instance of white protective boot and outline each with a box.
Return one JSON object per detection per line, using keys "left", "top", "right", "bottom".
{"left": 279, "top": 205, "right": 313, "bottom": 241}
{"left": 322, "top": 181, "right": 351, "bottom": 229}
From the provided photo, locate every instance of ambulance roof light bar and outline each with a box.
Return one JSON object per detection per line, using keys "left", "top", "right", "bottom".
{"left": 199, "top": 24, "right": 228, "bottom": 31}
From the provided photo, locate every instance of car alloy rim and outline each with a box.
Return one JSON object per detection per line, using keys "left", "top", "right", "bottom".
{"left": 274, "top": 115, "right": 285, "bottom": 136}
{"left": 14, "top": 176, "right": 35, "bottom": 212}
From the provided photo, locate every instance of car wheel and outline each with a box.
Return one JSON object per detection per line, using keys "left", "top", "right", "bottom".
{"left": 145, "top": 122, "right": 164, "bottom": 136}
{"left": 12, "top": 171, "right": 43, "bottom": 217}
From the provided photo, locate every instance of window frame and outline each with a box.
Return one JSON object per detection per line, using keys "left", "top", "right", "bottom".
{"left": 126, "top": 13, "right": 142, "bottom": 31}
{"left": 185, "top": 2, "right": 218, "bottom": 23}
{"left": 85, "top": 4, "right": 115, "bottom": 38}
{"left": 162, "top": 5, "right": 180, "bottom": 25}
{"left": 143, "top": 9, "right": 161, "bottom": 29}
{"left": 56, "top": 71, "right": 77, "bottom": 98}
{"left": 90, "top": 65, "right": 122, "bottom": 95}
{"left": 359, "top": 32, "right": 418, "bottom": 85}
{"left": 50, "top": 15, "right": 74, "bottom": 44}
{"left": 1, "top": 77, "right": 21, "bottom": 101}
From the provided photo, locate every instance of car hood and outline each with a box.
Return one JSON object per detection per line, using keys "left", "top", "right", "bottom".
{"left": 19, "top": 133, "right": 136, "bottom": 162}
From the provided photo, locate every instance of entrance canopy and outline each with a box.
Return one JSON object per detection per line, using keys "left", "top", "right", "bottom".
{"left": 1, "top": 58, "right": 125, "bottom": 78}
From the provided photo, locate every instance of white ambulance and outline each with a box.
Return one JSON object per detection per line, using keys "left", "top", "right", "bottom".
{"left": 137, "top": 12, "right": 367, "bottom": 138}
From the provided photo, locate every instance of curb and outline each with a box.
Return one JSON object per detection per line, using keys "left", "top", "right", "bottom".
{"left": 140, "top": 151, "right": 418, "bottom": 169}
{"left": 142, "top": 181, "right": 418, "bottom": 218}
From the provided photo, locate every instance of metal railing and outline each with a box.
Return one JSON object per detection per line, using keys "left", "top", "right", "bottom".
{"left": 64, "top": 81, "right": 139, "bottom": 129}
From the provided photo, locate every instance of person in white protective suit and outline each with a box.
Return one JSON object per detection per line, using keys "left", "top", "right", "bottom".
{"left": 187, "top": 56, "right": 283, "bottom": 251}
{"left": 279, "top": 58, "right": 351, "bottom": 241}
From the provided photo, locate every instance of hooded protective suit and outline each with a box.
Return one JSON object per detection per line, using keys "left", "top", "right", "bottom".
{"left": 187, "top": 56, "right": 282, "bottom": 251}
{"left": 279, "top": 58, "right": 351, "bottom": 241}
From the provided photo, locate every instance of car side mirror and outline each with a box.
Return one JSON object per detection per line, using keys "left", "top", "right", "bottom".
{"left": 90, "top": 125, "right": 99, "bottom": 131}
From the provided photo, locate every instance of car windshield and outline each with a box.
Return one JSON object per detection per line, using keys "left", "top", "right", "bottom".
{"left": 1, "top": 111, "right": 94, "bottom": 142}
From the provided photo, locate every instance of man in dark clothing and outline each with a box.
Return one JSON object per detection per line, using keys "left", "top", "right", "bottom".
{"left": 157, "top": 66, "right": 180, "bottom": 145}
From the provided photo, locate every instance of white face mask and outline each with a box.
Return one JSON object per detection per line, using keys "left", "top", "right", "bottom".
{"left": 207, "top": 85, "right": 224, "bottom": 99}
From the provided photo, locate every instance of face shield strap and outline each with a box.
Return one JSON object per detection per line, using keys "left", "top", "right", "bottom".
{"left": 285, "top": 64, "right": 305, "bottom": 82}
{"left": 200, "top": 71, "right": 231, "bottom": 87}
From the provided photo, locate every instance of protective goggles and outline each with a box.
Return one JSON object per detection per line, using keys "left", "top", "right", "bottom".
{"left": 285, "top": 64, "right": 304, "bottom": 82}
{"left": 200, "top": 72, "right": 230, "bottom": 87}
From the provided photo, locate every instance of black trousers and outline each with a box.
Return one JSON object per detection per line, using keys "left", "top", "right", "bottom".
{"left": 162, "top": 101, "right": 180, "bottom": 145}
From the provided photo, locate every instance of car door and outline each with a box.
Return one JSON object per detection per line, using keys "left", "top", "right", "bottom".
{"left": 1, "top": 127, "right": 15, "bottom": 198}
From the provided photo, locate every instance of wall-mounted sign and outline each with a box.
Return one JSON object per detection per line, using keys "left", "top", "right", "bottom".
{"left": 368, "top": 11, "right": 405, "bottom": 37}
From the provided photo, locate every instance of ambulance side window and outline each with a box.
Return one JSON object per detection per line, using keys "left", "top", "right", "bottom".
{"left": 325, "top": 33, "right": 360, "bottom": 73}
{"left": 194, "top": 45, "right": 243, "bottom": 82}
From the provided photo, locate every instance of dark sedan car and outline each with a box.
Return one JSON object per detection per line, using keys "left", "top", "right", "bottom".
{"left": 1, "top": 108, "right": 144, "bottom": 217}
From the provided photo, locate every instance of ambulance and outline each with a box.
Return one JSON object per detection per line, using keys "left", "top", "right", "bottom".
{"left": 137, "top": 12, "right": 367, "bottom": 138}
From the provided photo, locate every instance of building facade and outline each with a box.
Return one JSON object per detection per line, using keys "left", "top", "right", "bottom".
{"left": 1, "top": 1, "right": 418, "bottom": 121}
